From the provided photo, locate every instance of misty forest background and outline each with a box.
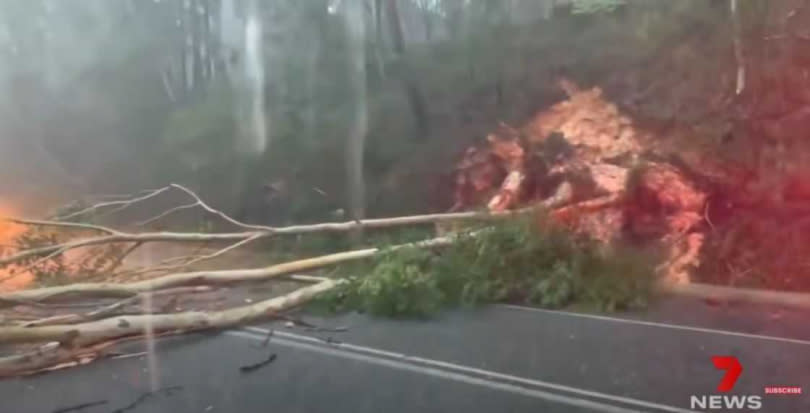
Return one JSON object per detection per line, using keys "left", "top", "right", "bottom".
{"left": 1, "top": 0, "right": 806, "bottom": 230}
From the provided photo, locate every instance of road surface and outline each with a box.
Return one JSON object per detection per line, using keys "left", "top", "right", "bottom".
{"left": 2, "top": 297, "right": 809, "bottom": 412}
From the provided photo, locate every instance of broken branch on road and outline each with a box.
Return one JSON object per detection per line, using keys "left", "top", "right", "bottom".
{"left": 50, "top": 399, "right": 109, "bottom": 413}
{"left": 239, "top": 353, "right": 277, "bottom": 373}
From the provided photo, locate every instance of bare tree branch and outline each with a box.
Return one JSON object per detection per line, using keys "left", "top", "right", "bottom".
{"left": 57, "top": 186, "right": 172, "bottom": 221}
{"left": 136, "top": 203, "right": 199, "bottom": 227}
{"left": 0, "top": 231, "right": 266, "bottom": 268}
{"left": 5, "top": 218, "right": 121, "bottom": 235}
{"left": 21, "top": 286, "right": 214, "bottom": 327}
{"left": 102, "top": 242, "right": 144, "bottom": 274}
{"left": 0, "top": 234, "right": 454, "bottom": 305}
{"left": 168, "top": 183, "right": 274, "bottom": 231}
{"left": 0, "top": 327, "right": 199, "bottom": 377}
{"left": 171, "top": 234, "right": 263, "bottom": 268}
{"left": 115, "top": 235, "right": 261, "bottom": 278}
{"left": 0, "top": 279, "right": 338, "bottom": 364}
{"left": 1, "top": 206, "right": 539, "bottom": 268}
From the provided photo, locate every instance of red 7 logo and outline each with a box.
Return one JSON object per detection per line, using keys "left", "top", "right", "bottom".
{"left": 712, "top": 356, "right": 743, "bottom": 393}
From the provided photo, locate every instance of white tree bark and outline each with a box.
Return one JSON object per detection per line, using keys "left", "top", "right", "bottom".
{"left": 2, "top": 206, "right": 541, "bottom": 267}
{"left": 345, "top": 0, "right": 369, "bottom": 238}
{"left": 0, "top": 234, "right": 455, "bottom": 305}
{"left": 0, "top": 279, "right": 337, "bottom": 346}
{"left": 0, "top": 280, "right": 337, "bottom": 376}
{"left": 730, "top": 0, "right": 745, "bottom": 95}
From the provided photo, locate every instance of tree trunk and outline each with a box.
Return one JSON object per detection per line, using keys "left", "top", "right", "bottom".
{"left": 0, "top": 280, "right": 338, "bottom": 376}
{"left": 730, "top": 0, "right": 745, "bottom": 95}
{"left": 375, "top": 0, "right": 385, "bottom": 46}
{"left": 420, "top": 0, "right": 433, "bottom": 41}
{"left": 387, "top": 0, "right": 405, "bottom": 53}
{"left": 345, "top": 0, "right": 369, "bottom": 242}
{"left": 182, "top": 0, "right": 194, "bottom": 96}
{"left": 191, "top": 0, "right": 205, "bottom": 93}
{"left": 386, "top": 0, "right": 430, "bottom": 139}
{"left": 0, "top": 235, "right": 457, "bottom": 305}
{"left": 372, "top": 0, "right": 387, "bottom": 79}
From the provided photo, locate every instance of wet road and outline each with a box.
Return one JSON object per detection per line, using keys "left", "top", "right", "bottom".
{"left": 2, "top": 298, "right": 809, "bottom": 413}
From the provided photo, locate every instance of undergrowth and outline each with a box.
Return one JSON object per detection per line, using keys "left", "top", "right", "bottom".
{"left": 312, "top": 218, "right": 656, "bottom": 318}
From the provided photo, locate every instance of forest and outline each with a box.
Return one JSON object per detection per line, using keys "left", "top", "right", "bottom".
{"left": 2, "top": 0, "right": 810, "bottom": 376}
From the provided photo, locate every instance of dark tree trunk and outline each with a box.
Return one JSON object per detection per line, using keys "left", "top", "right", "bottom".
{"left": 421, "top": 1, "right": 432, "bottom": 41}
{"left": 375, "top": 0, "right": 384, "bottom": 46}
{"left": 184, "top": 0, "right": 207, "bottom": 98}
{"left": 385, "top": 0, "right": 430, "bottom": 140}
{"left": 386, "top": 0, "right": 405, "bottom": 54}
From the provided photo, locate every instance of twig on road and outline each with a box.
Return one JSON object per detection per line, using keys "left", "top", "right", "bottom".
{"left": 277, "top": 315, "right": 349, "bottom": 333}
{"left": 239, "top": 353, "right": 277, "bottom": 373}
{"left": 251, "top": 329, "right": 274, "bottom": 349}
{"left": 110, "top": 386, "right": 183, "bottom": 413}
{"left": 50, "top": 399, "right": 109, "bottom": 413}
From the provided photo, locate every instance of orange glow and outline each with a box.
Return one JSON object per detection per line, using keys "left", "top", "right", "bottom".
{"left": 0, "top": 204, "right": 33, "bottom": 291}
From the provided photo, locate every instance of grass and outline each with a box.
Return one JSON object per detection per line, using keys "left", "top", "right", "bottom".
{"left": 311, "top": 217, "right": 657, "bottom": 318}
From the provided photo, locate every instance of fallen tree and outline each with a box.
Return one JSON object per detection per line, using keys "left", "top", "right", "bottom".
{"left": 0, "top": 279, "right": 336, "bottom": 376}
{"left": 0, "top": 187, "right": 552, "bottom": 268}
{"left": 0, "top": 177, "right": 638, "bottom": 377}
{"left": 4, "top": 77, "right": 810, "bottom": 379}
{"left": 2, "top": 177, "right": 810, "bottom": 379}
{"left": 0, "top": 279, "right": 337, "bottom": 347}
{"left": 0, "top": 183, "right": 551, "bottom": 376}
{"left": 0, "top": 235, "right": 454, "bottom": 305}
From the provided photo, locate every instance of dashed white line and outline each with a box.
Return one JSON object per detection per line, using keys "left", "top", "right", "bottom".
{"left": 229, "top": 327, "right": 695, "bottom": 413}
{"left": 496, "top": 304, "right": 810, "bottom": 346}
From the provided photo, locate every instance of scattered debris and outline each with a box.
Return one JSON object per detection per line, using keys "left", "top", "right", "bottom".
{"left": 51, "top": 400, "right": 108, "bottom": 413}
{"left": 320, "top": 336, "right": 342, "bottom": 345}
{"left": 239, "top": 353, "right": 277, "bottom": 373}
{"left": 275, "top": 315, "right": 349, "bottom": 333}
{"left": 110, "top": 386, "right": 183, "bottom": 413}
{"left": 108, "top": 351, "right": 147, "bottom": 361}
{"left": 250, "top": 329, "right": 274, "bottom": 349}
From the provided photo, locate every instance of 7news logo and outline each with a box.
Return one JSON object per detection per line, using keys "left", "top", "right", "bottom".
{"left": 689, "top": 356, "right": 802, "bottom": 411}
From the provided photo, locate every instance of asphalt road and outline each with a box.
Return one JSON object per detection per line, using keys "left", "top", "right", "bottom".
{"left": 2, "top": 298, "right": 809, "bottom": 413}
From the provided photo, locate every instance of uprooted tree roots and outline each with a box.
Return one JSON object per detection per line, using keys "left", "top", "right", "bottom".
{"left": 452, "top": 77, "right": 810, "bottom": 292}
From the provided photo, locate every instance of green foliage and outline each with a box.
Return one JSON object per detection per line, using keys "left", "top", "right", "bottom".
{"left": 315, "top": 219, "right": 656, "bottom": 318}
{"left": 334, "top": 248, "right": 445, "bottom": 318}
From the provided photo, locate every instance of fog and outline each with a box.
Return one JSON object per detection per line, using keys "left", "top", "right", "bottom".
{"left": 0, "top": 0, "right": 559, "bottom": 221}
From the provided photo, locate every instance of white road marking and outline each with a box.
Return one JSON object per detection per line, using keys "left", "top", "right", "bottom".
{"left": 496, "top": 304, "right": 810, "bottom": 346}
{"left": 230, "top": 327, "right": 695, "bottom": 413}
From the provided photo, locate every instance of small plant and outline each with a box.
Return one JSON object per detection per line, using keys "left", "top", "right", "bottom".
{"left": 315, "top": 217, "right": 656, "bottom": 318}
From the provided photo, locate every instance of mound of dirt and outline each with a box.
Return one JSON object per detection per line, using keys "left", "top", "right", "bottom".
{"left": 451, "top": 79, "right": 711, "bottom": 285}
